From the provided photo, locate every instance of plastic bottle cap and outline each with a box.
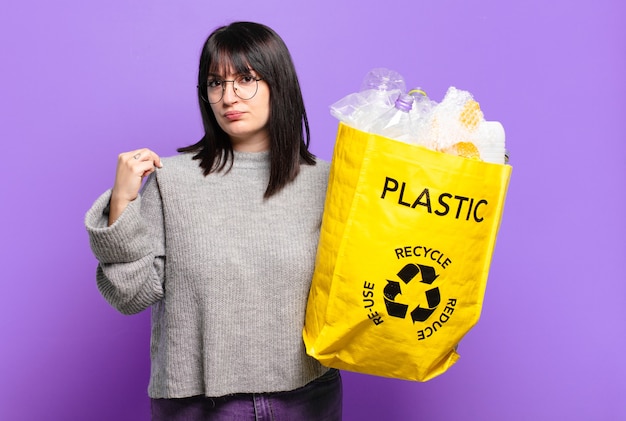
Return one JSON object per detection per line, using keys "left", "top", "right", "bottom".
{"left": 395, "top": 94, "right": 413, "bottom": 112}
{"left": 408, "top": 88, "right": 428, "bottom": 98}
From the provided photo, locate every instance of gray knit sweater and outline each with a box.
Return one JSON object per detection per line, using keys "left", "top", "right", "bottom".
{"left": 85, "top": 150, "right": 331, "bottom": 398}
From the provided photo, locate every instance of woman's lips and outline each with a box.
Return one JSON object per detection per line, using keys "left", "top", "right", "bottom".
{"left": 224, "top": 111, "right": 244, "bottom": 121}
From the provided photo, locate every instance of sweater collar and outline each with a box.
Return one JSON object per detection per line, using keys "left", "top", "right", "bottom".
{"left": 232, "top": 149, "right": 270, "bottom": 169}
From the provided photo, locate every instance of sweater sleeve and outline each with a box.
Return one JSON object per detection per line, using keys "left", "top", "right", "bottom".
{"left": 84, "top": 174, "right": 166, "bottom": 315}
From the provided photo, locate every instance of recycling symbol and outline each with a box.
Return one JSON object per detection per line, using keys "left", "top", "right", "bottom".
{"left": 383, "top": 263, "right": 440, "bottom": 323}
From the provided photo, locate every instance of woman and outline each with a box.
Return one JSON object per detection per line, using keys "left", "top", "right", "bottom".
{"left": 85, "top": 22, "right": 342, "bottom": 420}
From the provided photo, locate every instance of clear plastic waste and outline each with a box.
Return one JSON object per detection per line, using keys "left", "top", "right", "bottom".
{"left": 368, "top": 93, "right": 416, "bottom": 143}
{"left": 420, "top": 87, "right": 505, "bottom": 162}
{"left": 330, "top": 69, "right": 507, "bottom": 164}
{"left": 360, "top": 67, "right": 406, "bottom": 92}
{"left": 408, "top": 88, "right": 436, "bottom": 148}
{"left": 330, "top": 68, "right": 405, "bottom": 130}
{"left": 408, "top": 88, "right": 435, "bottom": 119}
{"left": 476, "top": 121, "right": 506, "bottom": 164}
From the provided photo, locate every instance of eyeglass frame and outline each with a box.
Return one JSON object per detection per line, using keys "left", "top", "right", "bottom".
{"left": 198, "top": 76, "right": 264, "bottom": 104}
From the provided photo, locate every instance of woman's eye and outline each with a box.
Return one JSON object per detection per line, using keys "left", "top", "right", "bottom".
{"left": 207, "top": 80, "right": 222, "bottom": 88}
{"left": 239, "top": 76, "right": 255, "bottom": 84}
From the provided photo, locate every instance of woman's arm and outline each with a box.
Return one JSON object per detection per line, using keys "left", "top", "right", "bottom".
{"left": 85, "top": 164, "right": 166, "bottom": 315}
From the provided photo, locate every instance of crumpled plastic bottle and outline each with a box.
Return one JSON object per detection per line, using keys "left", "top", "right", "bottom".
{"left": 407, "top": 88, "right": 436, "bottom": 147}
{"left": 408, "top": 88, "right": 435, "bottom": 120}
{"left": 330, "top": 68, "right": 406, "bottom": 130}
{"left": 360, "top": 67, "right": 406, "bottom": 92}
{"left": 367, "top": 93, "right": 417, "bottom": 143}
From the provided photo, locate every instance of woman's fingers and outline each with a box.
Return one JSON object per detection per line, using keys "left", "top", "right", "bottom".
{"left": 113, "top": 149, "right": 162, "bottom": 201}
{"left": 119, "top": 149, "right": 163, "bottom": 180}
{"left": 129, "top": 149, "right": 163, "bottom": 169}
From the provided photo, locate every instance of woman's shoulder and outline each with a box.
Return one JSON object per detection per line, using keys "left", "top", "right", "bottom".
{"left": 304, "top": 156, "right": 331, "bottom": 173}
{"left": 159, "top": 152, "right": 200, "bottom": 172}
{"left": 296, "top": 158, "right": 330, "bottom": 191}
{"left": 314, "top": 156, "right": 331, "bottom": 168}
{"left": 155, "top": 152, "right": 202, "bottom": 182}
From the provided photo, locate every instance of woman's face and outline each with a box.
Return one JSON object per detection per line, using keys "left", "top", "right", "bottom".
{"left": 208, "top": 67, "right": 271, "bottom": 152}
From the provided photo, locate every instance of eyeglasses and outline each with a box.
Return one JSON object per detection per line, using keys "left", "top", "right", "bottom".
{"left": 200, "top": 75, "right": 263, "bottom": 104}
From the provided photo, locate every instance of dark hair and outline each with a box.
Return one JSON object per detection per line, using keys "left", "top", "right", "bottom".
{"left": 178, "top": 21, "right": 316, "bottom": 198}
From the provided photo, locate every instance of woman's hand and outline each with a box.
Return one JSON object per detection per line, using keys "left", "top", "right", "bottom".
{"left": 108, "top": 149, "right": 163, "bottom": 226}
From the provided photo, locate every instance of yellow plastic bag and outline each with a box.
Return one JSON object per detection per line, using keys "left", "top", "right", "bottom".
{"left": 304, "top": 122, "right": 512, "bottom": 381}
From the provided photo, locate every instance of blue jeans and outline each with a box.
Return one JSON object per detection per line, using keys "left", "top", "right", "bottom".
{"left": 151, "top": 369, "right": 342, "bottom": 420}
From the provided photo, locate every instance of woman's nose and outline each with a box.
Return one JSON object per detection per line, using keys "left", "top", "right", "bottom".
{"left": 221, "top": 81, "right": 238, "bottom": 103}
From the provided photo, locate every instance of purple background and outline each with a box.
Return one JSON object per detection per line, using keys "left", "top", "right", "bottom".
{"left": 1, "top": 0, "right": 624, "bottom": 420}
